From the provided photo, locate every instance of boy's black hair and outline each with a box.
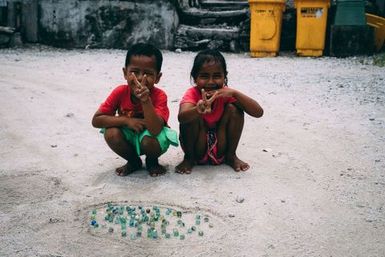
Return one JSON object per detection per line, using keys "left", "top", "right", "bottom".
{"left": 125, "top": 43, "right": 163, "bottom": 73}
{"left": 190, "top": 49, "right": 228, "bottom": 85}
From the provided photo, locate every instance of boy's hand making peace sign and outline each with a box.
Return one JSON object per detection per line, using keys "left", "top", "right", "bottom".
{"left": 129, "top": 72, "right": 150, "bottom": 103}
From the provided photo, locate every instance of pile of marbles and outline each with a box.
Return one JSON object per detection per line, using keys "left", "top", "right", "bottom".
{"left": 89, "top": 203, "right": 214, "bottom": 240}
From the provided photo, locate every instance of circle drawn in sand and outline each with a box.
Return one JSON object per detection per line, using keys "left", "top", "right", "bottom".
{"left": 0, "top": 173, "right": 65, "bottom": 205}
{"left": 87, "top": 202, "right": 228, "bottom": 246}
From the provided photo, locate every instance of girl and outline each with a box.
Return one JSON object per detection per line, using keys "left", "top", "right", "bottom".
{"left": 175, "top": 49, "right": 263, "bottom": 174}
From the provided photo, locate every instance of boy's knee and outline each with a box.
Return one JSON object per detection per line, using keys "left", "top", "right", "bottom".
{"left": 141, "top": 136, "right": 162, "bottom": 155}
{"left": 104, "top": 127, "right": 123, "bottom": 144}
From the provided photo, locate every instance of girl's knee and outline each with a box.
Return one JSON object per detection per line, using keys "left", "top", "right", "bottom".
{"left": 180, "top": 117, "right": 204, "bottom": 131}
{"left": 224, "top": 104, "right": 244, "bottom": 121}
{"left": 104, "top": 127, "right": 123, "bottom": 144}
{"left": 227, "top": 103, "right": 243, "bottom": 115}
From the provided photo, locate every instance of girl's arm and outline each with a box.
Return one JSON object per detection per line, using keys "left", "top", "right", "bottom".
{"left": 178, "top": 103, "right": 203, "bottom": 124}
{"left": 217, "top": 88, "right": 263, "bottom": 118}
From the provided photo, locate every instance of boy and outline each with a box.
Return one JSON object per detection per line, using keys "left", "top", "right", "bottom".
{"left": 92, "top": 43, "right": 178, "bottom": 177}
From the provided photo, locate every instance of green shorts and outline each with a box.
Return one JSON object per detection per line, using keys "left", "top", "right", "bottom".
{"left": 101, "top": 127, "right": 179, "bottom": 156}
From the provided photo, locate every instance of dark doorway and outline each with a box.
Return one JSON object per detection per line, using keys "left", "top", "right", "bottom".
{"left": 0, "top": 0, "right": 7, "bottom": 26}
{"left": 14, "top": 2, "right": 22, "bottom": 31}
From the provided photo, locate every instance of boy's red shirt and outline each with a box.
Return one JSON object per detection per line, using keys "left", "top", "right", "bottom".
{"left": 98, "top": 85, "right": 169, "bottom": 123}
{"left": 180, "top": 86, "right": 236, "bottom": 128}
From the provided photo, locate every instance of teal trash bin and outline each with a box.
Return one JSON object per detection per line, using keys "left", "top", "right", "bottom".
{"left": 330, "top": 0, "right": 374, "bottom": 56}
{"left": 334, "top": 0, "right": 366, "bottom": 25}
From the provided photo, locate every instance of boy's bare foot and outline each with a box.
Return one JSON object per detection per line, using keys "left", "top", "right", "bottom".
{"left": 146, "top": 157, "right": 167, "bottom": 177}
{"left": 225, "top": 155, "right": 249, "bottom": 172}
{"left": 115, "top": 158, "right": 142, "bottom": 176}
{"left": 175, "top": 159, "right": 194, "bottom": 174}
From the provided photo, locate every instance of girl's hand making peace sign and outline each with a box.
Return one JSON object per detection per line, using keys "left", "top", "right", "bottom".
{"left": 196, "top": 88, "right": 219, "bottom": 114}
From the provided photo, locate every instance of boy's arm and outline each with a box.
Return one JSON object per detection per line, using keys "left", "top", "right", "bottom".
{"left": 92, "top": 110, "right": 126, "bottom": 128}
{"left": 92, "top": 85, "right": 147, "bottom": 130}
{"left": 141, "top": 100, "right": 164, "bottom": 136}
{"left": 132, "top": 75, "right": 165, "bottom": 136}
{"left": 92, "top": 110, "right": 146, "bottom": 132}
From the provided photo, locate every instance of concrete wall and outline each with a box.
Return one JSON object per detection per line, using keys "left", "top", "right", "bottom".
{"left": 37, "top": 0, "right": 179, "bottom": 49}
{"left": 0, "top": 0, "right": 299, "bottom": 50}
{"left": 2, "top": 0, "right": 383, "bottom": 50}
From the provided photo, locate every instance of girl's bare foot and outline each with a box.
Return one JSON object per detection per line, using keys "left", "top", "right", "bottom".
{"left": 146, "top": 157, "right": 167, "bottom": 177}
{"left": 115, "top": 158, "right": 142, "bottom": 176}
{"left": 225, "top": 155, "right": 249, "bottom": 172}
{"left": 175, "top": 159, "right": 194, "bottom": 174}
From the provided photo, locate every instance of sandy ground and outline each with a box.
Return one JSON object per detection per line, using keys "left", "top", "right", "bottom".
{"left": 0, "top": 45, "right": 384, "bottom": 257}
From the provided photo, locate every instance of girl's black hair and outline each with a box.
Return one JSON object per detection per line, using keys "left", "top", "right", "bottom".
{"left": 125, "top": 43, "right": 163, "bottom": 73}
{"left": 190, "top": 49, "right": 228, "bottom": 85}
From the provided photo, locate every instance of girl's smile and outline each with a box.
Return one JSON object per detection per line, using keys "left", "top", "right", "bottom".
{"left": 195, "top": 61, "right": 225, "bottom": 92}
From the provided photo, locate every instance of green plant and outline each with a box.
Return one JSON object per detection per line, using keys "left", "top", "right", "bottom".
{"left": 373, "top": 52, "right": 385, "bottom": 67}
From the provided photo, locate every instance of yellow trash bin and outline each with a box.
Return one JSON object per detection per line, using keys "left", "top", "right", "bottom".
{"left": 249, "top": 0, "right": 286, "bottom": 57}
{"left": 366, "top": 13, "right": 385, "bottom": 51}
{"left": 294, "top": 0, "right": 330, "bottom": 57}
